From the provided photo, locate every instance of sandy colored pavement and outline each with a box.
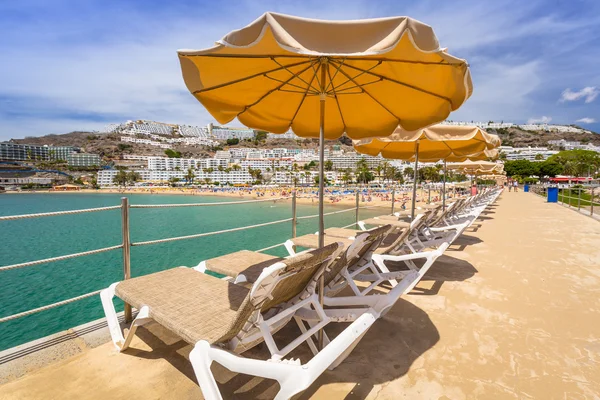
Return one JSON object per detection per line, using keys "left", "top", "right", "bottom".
{"left": 1, "top": 191, "right": 599, "bottom": 399}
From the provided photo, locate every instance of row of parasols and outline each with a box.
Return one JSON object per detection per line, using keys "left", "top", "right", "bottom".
{"left": 174, "top": 12, "right": 504, "bottom": 329}
{"left": 176, "top": 12, "right": 503, "bottom": 241}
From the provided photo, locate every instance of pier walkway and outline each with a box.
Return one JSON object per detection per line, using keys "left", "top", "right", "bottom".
{"left": 1, "top": 191, "right": 599, "bottom": 399}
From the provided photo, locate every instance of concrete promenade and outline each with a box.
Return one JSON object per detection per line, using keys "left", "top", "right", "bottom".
{"left": 1, "top": 191, "right": 599, "bottom": 399}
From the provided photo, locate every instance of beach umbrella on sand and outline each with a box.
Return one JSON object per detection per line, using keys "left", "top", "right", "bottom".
{"left": 177, "top": 12, "right": 472, "bottom": 344}
{"left": 354, "top": 125, "right": 499, "bottom": 218}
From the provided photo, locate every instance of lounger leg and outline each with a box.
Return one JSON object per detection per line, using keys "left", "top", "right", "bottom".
{"left": 284, "top": 239, "right": 296, "bottom": 256}
{"left": 191, "top": 313, "right": 378, "bottom": 400}
{"left": 100, "top": 283, "right": 151, "bottom": 351}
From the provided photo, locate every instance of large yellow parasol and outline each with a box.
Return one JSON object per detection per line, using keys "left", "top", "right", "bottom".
{"left": 354, "top": 124, "right": 499, "bottom": 216}
{"left": 177, "top": 12, "right": 473, "bottom": 346}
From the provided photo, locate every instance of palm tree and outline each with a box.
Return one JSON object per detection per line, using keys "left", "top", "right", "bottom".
{"left": 381, "top": 161, "right": 391, "bottom": 183}
{"left": 168, "top": 177, "right": 180, "bottom": 187}
{"left": 375, "top": 164, "right": 383, "bottom": 182}
{"left": 184, "top": 167, "right": 196, "bottom": 185}
{"left": 231, "top": 164, "right": 242, "bottom": 171}
{"left": 342, "top": 168, "right": 353, "bottom": 186}
{"left": 303, "top": 171, "right": 311, "bottom": 186}
{"left": 112, "top": 170, "right": 129, "bottom": 187}
{"left": 355, "top": 158, "right": 373, "bottom": 185}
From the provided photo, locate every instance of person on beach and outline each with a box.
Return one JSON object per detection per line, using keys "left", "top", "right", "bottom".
{"left": 513, "top": 180, "right": 518, "bottom": 192}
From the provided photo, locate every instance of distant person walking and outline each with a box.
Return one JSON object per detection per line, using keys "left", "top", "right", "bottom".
{"left": 508, "top": 181, "right": 512, "bottom": 192}
{"left": 513, "top": 180, "right": 519, "bottom": 192}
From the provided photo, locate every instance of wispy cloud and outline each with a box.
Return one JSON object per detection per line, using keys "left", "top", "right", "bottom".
{"left": 560, "top": 87, "right": 599, "bottom": 103}
{"left": 576, "top": 117, "right": 596, "bottom": 124}
{"left": 1, "top": 0, "right": 600, "bottom": 139}
{"left": 528, "top": 116, "right": 552, "bottom": 124}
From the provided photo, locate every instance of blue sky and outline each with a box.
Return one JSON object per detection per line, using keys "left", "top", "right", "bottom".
{"left": 1, "top": 0, "right": 600, "bottom": 140}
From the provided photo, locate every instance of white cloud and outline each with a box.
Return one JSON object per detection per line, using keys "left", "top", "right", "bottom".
{"left": 2, "top": 0, "right": 600, "bottom": 139}
{"left": 575, "top": 117, "right": 596, "bottom": 124}
{"left": 560, "top": 87, "right": 599, "bottom": 103}
{"left": 527, "top": 116, "right": 552, "bottom": 124}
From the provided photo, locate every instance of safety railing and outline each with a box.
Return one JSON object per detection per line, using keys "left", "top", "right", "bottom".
{"left": 530, "top": 184, "right": 599, "bottom": 218}
{"left": 0, "top": 191, "right": 387, "bottom": 324}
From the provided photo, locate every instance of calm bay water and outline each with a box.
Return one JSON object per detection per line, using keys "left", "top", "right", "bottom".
{"left": 0, "top": 193, "right": 383, "bottom": 351}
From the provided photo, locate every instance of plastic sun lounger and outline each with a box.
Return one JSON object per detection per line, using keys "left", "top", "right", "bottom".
{"left": 283, "top": 222, "right": 451, "bottom": 297}
{"left": 198, "top": 226, "right": 421, "bottom": 326}
{"left": 100, "top": 243, "right": 380, "bottom": 400}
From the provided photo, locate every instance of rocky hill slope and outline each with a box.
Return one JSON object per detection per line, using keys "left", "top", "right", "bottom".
{"left": 9, "top": 127, "right": 600, "bottom": 161}
{"left": 489, "top": 127, "right": 600, "bottom": 148}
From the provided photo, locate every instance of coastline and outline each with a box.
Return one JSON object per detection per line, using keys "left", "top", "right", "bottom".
{"left": 2, "top": 187, "right": 451, "bottom": 208}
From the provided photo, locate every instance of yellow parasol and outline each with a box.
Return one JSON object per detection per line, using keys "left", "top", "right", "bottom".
{"left": 177, "top": 12, "right": 473, "bottom": 346}
{"left": 178, "top": 12, "right": 473, "bottom": 247}
{"left": 354, "top": 124, "right": 499, "bottom": 216}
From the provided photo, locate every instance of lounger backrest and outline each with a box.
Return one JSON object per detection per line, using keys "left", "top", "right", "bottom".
{"left": 381, "top": 212, "right": 428, "bottom": 254}
{"left": 253, "top": 242, "right": 342, "bottom": 311}
{"left": 225, "top": 243, "right": 342, "bottom": 350}
{"left": 324, "top": 225, "right": 391, "bottom": 290}
{"left": 429, "top": 201, "right": 457, "bottom": 226}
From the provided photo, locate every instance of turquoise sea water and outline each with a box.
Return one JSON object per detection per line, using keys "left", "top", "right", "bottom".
{"left": 0, "top": 193, "right": 384, "bottom": 351}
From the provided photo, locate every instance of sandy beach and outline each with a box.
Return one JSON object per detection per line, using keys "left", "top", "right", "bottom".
{"left": 5, "top": 186, "right": 458, "bottom": 209}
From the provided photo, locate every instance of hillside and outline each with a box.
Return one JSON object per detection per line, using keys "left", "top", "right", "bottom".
{"left": 489, "top": 127, "right": 600, "bottom": 148}
{"left": 10, "top": 132, "right": 351, "bottom": 159}
{"left": 10, "top": 127, "right": 600, "bottom": 160}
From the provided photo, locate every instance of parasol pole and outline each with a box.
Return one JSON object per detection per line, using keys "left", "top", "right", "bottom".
{"left": 411, "top": 141, "right": 420, "bottom": 220}
{"left": 317, "top": 59, "right": 327, "bottom": 349}
{"left": 442, "top": 159, "right": 447, "bottom": 211}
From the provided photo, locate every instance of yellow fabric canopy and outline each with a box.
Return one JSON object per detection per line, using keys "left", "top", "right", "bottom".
{"left": 353, "top": 125, "right": 499, "bottom": 161}
{"left": 447, "top": 160, "right": 503, "bottom": 174}
{"left": 178, "top": 12, "right": 473, "bottom": 139}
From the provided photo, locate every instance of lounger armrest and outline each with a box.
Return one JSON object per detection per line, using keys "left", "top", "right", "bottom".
{"left": 372, "top": 250, "right": 440, "bottom": 264}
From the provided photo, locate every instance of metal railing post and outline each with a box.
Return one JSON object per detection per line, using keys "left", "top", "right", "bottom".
{"left": 391, "top": 189, "right": 395, "bottom": 215}
{"left": 291, "top": 190, "right": 297, "bottom": 238}
{"left": 578, "top": 188, "right": 581, "bottom": 210}
{"left": 592, "top": 187, "right": 595, "bottom": 216}
{"left": 121, "top": 197, "right": 132, "bottom": 323}
{"left": 569, "top": 188, "right": 572, "bottom": 207}
{"left": 355, "top": 191, "right": 360, "bottom": 226}
{"left": 428, "top": 187, "right": 431, "bottom": 203}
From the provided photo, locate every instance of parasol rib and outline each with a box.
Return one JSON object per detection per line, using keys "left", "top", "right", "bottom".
{"left": 327, "top": 63, "right": 348, "bottom": 132}
{"left": 237, "top": 63, "right": 316, "bottom": 117}
{"left": 192, "top": 59, "right": 312, "bottom": 94}
{"left": 335, "top": 67, "right": 404, "bottom": 123}
{"left": 340, "top": 62, "right": 452, "bottom": 104}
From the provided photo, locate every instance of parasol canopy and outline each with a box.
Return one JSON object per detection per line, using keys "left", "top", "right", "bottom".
{"left": 353, "top": 125, "right": 499, "bottom": 160}
{"left": 178, "top": 12, "right": 473, "bottom": 140}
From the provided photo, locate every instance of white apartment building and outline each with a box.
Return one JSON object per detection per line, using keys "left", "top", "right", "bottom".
{"left": 518, "top": 124, "right": 591, "bottom": 134}
{"left": 442, "top": 121, "right": 515, "bottom": 129}
{"left": 146, "top": 157, "right": 228, "bottom": 171}
{"left": 266, "top": 132, "right": 298, "bottom": 140}
{"left": 97, "top": 168, "right": 253, "bottom": 186}
{"left": 500, "top": 146, "right": 558, "bottom": 161}
{"left": 208, "top": 124, "right": 255, "bottom": 140}
{"left": 120, "top": 136, "right": 171, "bottom": 149}
{"left": 271, "top": 170, "right": 339, "bottom": 185}
{"left": 240, "top": 158, "right": 294, "bottom": 171}
{"left": 328, "top": 152, "right": 382, "bottom": 170}
{"left": 178, "top": 125, "right": 211, "bottom": 137}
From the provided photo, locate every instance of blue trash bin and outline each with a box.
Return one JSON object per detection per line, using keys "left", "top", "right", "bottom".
{"left": 524, "top": 184, "right": 529, "bottom": 192}
{"left": 547, "top": 187, "right": 558, "bottom": 203}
